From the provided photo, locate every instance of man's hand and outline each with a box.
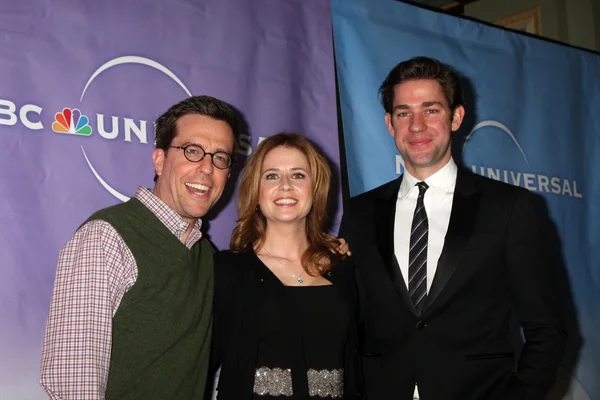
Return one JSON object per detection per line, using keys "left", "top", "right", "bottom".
{"left": 325, "top": 234, "right": 352, "bottom": 257}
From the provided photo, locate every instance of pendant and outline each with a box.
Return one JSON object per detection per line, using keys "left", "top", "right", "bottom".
{"left": 297, "top": 276, "right": 304, "bottom": 284}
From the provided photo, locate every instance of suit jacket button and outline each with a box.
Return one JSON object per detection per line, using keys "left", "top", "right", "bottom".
{"left": 416, "top": 321, "right": 426, "bottom": 330}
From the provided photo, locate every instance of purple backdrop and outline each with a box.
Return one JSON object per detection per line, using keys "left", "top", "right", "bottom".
{"left": 0, "top": 0, "right": 339, "bottom": 397}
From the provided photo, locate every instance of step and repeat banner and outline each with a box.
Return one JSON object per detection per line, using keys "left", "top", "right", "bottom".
{"left": 2, "top": 0, "right": 598, "bottom": 398}
{"left": 332, "top": 0, "right": 599, "bottom": 399}
{"left": 0, "top": 0, "right": 339, "bottom": 397}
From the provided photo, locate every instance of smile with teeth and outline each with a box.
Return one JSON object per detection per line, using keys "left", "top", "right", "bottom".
{"left": 275, "top": 198, "right": 298, "bottom": 205}
{"left": 185, "top": 182, "right": 210, "bottom": 195}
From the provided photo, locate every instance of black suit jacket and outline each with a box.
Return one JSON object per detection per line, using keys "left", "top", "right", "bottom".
{"left": 339, "top": 168, "right": 566, "bottom": 400}
{"left": 208, "top": 250, "right": 361, "bottom": 400}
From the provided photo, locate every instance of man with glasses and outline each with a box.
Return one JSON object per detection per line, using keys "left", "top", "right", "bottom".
{"left": 41, "top": 96, "right": 239, "bottom": 400}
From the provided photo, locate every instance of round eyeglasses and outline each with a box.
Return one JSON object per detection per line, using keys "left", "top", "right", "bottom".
{"left": 170, "top": 144, "right": 233, "bottom": 169}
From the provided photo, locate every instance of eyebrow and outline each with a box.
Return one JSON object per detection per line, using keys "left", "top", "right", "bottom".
{"left": 392, "top": 101, "right": 443, "bottom": 111}
{"left": 423, "top": 101, "right": 443, "bottom": 107}
{"left": 262, "top": 167, "right": 308, "bottom": 173}
{"left": 180, "top": 142, "right": 231, "bottom": 153}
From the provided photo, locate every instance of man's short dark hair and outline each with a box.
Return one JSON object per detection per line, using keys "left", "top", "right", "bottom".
{"left": 153, "top": 95, "right": 240, "bottom": 182}
{"left": 378, "top": 56, "right": 464, "bottom": 114}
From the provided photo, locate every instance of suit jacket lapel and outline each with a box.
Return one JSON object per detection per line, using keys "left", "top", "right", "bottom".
{"left": 374, "top": 176, "right": 417, "bottom": 316}
{"left": 425, "top": 168, "right": 480, "bottom": 312}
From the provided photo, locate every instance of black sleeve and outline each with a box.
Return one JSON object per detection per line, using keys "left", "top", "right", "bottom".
{"left": 205, "top": 252, "right": 224, "bottom": 392}
{"left": 338, "top": 195, "right": 357, "bottom": 240}
{"left": 505, "top": 189, "right": 567, "bottom": 399}
{"left": 206, "top": 251, "right": 238, "bottom": 389}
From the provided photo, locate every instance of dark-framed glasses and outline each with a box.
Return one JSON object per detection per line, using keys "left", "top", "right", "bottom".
{"left": 170, "top": 144, "right": 233, "bottom": 169}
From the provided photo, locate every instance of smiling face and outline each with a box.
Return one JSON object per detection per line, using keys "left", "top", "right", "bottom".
{"left": 258, "top": 146, "right": 313, "bottom": 227}
{"left": 385, "top": 79, "right": 464, "bottom": 180}
{"left": 152, "top": 113, "right": 234, "bottom": 225}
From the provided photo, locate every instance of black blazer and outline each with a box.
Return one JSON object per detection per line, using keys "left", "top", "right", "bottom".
{"left": 208, "top": 249, "right": 361, "bottom": 400}
{"left": 339, "top": 168, "right": 566, "bottom": 400}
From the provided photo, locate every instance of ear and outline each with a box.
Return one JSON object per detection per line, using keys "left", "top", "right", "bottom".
{"left": 152, "top": 148, "right": 165, "bottom": 178}
{"left": 451, "top": 105, "right": 465, "bottom": 132}
{"left": 384, "top": 113, "right": 394, "bottom": 137}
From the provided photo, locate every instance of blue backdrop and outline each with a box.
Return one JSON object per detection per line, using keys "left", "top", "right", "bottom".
{"left": 332, "top": 0, "right": 600, "bottom": 399}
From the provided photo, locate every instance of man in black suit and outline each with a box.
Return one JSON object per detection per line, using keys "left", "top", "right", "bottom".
{"left": 339, "top": 57, "right": 566, "bottom": 400}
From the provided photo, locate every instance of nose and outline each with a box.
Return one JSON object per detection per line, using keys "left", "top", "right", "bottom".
{"left": 409, "top": 114, "right": 427, "bottom": 133}
{"left": 196, "top": 154, "right": 214, "bottom": 175}
{"left": 279, "top": 175, "right": 292, "bottom": 191}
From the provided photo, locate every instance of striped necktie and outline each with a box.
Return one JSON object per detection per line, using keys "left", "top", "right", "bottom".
{"left": 409, "top": 181, "right": 429, "bottom": 313}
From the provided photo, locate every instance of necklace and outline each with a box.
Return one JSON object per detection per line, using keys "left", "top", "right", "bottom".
{"left": 261, "top": 247, "right": 304, "bottom": 285}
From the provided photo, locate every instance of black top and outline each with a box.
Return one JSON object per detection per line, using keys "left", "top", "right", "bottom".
{"left": 257, "top": 285, "right": 349, "bottom": 373}
{"left": 255, "top": 260, "right": 350, "bottom": 399}
{"left": 209, "top": 250, "right": 361, "bottom": 400}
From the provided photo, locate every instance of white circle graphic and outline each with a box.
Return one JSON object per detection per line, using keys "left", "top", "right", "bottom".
{"left": 80, "top": 56, "right": 192, "bottom": 201}
{"left": 463, "top": 120, "right": 529, "bottom": 166}
{"left": 81, "top": 146, "right": 129, "bottom": 202}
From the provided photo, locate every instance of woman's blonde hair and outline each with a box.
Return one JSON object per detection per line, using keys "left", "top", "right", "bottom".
{"left": 230, "top": 133, "right": 341, "bottom": 276}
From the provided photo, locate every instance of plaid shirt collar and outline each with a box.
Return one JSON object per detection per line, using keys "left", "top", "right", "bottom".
{"left": 134, "top": 186, "right": 203, "bottom": 248}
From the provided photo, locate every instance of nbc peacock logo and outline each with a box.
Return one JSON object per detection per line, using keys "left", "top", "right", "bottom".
{"left": 51, "top": 107, "right": 92, "bottom": 136}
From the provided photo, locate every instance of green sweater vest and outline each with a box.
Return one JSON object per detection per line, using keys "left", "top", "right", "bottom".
{"left": 86, "top": 198, "right": 214, "bottom": 400}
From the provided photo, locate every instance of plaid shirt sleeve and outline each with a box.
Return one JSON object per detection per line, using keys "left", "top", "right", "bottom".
{"left": 41, "top": 220, "right": 137, "bottom": 400}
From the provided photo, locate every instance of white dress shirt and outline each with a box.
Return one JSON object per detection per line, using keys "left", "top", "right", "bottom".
{"left": 393, "top": 158, "right": 457, "bottom": 399}
{"left": 394, "top": 158, "right": 457, "bottom": 290}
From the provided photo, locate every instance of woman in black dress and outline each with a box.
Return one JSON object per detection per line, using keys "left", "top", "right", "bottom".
{"left": 211, "top": 133, "right": 360, "bottom": 399}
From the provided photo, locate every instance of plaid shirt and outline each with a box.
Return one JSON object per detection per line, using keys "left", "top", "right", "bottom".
{"left": 40, "top": 186, "right": 203, "bottom": 400}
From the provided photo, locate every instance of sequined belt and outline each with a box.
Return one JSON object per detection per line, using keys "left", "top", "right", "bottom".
{"left": 253, "top": 366, "right": 344, "bottom": 398}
